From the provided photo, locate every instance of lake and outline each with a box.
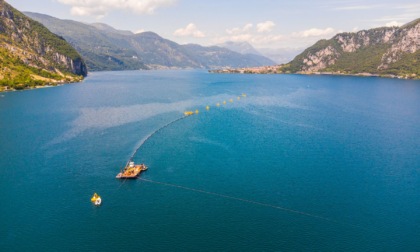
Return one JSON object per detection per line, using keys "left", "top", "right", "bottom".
{"left": 0, "top": 70, "right": 419, "bottom": 251}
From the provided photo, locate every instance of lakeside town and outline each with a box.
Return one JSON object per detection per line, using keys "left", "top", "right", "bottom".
{"left": 209, "top": 65, "right": 418, "bottom": 79}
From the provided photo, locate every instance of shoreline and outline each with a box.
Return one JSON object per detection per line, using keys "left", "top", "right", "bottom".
{"left": 209, "top": 68, "right": 419, "bottom": 80}
{"left": 0, "top": 78, "right": 84, "bottom": 93}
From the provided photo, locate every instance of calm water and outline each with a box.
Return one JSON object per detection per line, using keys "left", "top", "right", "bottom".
{"left": 1, "top": 70, "right": 419, "bottom": 251}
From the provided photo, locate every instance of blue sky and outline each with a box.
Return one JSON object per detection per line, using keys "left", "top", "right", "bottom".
{"left": 7, "top": 0, "right": 420, "bottom": 50}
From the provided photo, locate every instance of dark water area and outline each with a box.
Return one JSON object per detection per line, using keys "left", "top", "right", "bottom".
{"left": 1, "top": 70, "right": 419, "bottom": 251}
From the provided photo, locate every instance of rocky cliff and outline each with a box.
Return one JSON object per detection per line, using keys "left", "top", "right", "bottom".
{"left": 285, "top": 18, "right": 420, "bottom": 78}
{"left": 0, "top": 0, "right": 87, "bottom": 90}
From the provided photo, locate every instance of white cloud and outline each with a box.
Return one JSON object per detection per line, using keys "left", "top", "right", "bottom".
{"left": 226, "top": 27, "right": 241, "bottom": 35}
{"left": 58, "top": 0, "right": 175, "bottom": 17}
{"left": 243, "top": 23, "right": 253, "bottom": 32}
{"left": 214, "top": 34, "right": 283, "bottom": 48}
{"left": 226, "top": 23, "right": 253, "bottom": 35}
{"left": 174, "top": 23, "right": 205, "bottom": 38}
{"left": 213, "top": 22, "right": 284, "bottom": 48}
{"left": 257, "top": 21, "right": 275, "bottom": 33}
{"left": 385, "top": 21, "right": 403, "bottom": 27}
{"left": 292, "top": 27, "right": 335, "bottom": 38}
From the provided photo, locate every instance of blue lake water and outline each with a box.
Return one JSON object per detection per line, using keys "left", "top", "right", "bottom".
{"left": 0, "top": 70, "right": 419, "bottom": 251}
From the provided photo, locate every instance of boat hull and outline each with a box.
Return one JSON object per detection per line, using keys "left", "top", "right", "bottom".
{"left": 116, "top": 163, "right": 147, "bottom": 179}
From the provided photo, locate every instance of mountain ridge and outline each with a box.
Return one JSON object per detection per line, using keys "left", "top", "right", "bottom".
{"left": 217, "top": 41, "right": 262, "bottom": 56}
{"left": 25, "top": 12, "right": 275, "bottom": 71}
{"left": 217, "top": 41, "right": 276, "bottom": 65}
{"left": 283, "top": 18, "right": 420, "bottom": 78}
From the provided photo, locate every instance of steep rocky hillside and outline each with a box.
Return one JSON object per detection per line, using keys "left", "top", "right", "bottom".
{"left": 0, "top": 0, "right": 87, "bottom": 90}
{"left": 24, "top": 12, "right": 146, "bottom": 71}
{"left": 284, "top": 18, "right": 420, "bottom": 78}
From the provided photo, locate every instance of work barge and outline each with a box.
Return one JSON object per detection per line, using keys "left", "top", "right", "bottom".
{"left": 116, "top": 161, "right": 148, "bottom": 179}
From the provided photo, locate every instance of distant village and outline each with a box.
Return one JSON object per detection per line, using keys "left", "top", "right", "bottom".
{"left": 209, "top": 66, "right": 417, "bottom": 79}
{"left": 209, "top": 65, "right": 284, "bottom": 74}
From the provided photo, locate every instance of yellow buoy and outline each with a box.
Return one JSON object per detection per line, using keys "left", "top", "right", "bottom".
{"left": 237, "top": 96, "right": 241, "bottom": 100}
{"left": 229, "top": 99, "right": 233, "bottom": 103}
{"left": 195, "top": 109, "right": 199, "bottom": 114}
{"left": 216, "top": 103, "right": 220, "bottom": 107}
{"left": 223, "top": 101, "right": 226, "bottom": 105}
{"left": 206, "top": 106, "right": 210, "bottom": 110}
{"left": 242, "top": 93, "right": 247, "bottom": 97}
{"left": 184, "top": 111, "right": 194, "bottom": 116}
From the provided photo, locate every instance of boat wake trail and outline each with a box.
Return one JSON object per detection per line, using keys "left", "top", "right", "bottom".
{"left": 129, "top": 115, "right": 187, "bottom": 163}
{"left": 138, "top": 177, "right": 367, "bottom": 230}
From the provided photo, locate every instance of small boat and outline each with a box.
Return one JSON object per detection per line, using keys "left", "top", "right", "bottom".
{"left": 116, "top": 161, "right": 148, "bottom": 179}
{"left": 91, "top": 193, "right": 102, "bottom": 206}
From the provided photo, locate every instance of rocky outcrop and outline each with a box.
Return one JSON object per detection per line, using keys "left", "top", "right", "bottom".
{"left": 379, "top": 20, "right": 420, "bottom": 69}
{"left": 286, "top": 18, "right": 420, "bottom": 77}
{"left": 0, "top": 0, "right": 87, "bottom": 77}
{"left": 301, "top": 45, "right": 340, "bottom": 72}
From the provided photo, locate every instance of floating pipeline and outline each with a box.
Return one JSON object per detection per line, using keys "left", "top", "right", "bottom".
{"left": 119, "top": 93, "right": 370, "bottom": 231}
{"left": 129, "top": 116, "right": 187, "bottom": 162}
{"left": 127, "top": 93, "right": 247, "bottom": 168}
{"left": 138, "top": 177, "right": 368, "bottom": 231}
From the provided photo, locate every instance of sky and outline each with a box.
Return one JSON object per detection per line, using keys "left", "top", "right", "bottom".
{"left": 6, "top": 0, "right": 420, "bottom": 50}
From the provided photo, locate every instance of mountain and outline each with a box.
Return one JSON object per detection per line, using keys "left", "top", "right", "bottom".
{"left": 129, "top": 32, "right": 201, "bottom": 68}
{"left": 0, "top": 1, "right": 87, "bottom": 91}
{"left": 283, "top": 18, "right": 420, "bottom": 78}
{"left": 217, "top": 41, "right": 276, "bottom": 65}
{"left": 89, "top": 23, "right": 133, "bottom": 36}
{"left": 258, "top": 47, "right": 304, "bottom": 64}
{"left": 218, "top": 41, "right": 262, "bottom": 55}
{"left": 181, "top": 43, "right": 276, "bottom": 68}
{"left": 24, "top": 12, "right": 146, "bottom": 71}
{"left": 25, "top": 12, "right": 275, "bottom": 71}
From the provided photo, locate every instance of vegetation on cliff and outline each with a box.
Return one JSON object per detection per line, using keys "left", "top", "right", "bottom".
{"left": 283, "top": 18, "right": 420, "bottom": 79}
{"left": 0, "top": 0, "right": 87, "bottom": 91}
